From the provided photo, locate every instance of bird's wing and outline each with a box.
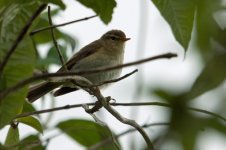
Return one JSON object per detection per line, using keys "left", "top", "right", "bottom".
{"left": 57, "top": 40, "right": 101, "bottom": 72}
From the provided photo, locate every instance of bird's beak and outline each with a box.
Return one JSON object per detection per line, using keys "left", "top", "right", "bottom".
{"left": 122, "top": 37, "right": 131, "bottom": 42}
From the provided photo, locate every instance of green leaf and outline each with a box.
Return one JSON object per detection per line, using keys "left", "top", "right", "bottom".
{"left": 0, "top": 143, "right": 4, "bottom": 150}
{"left": 19, "top": 135, "right": 45, "bottom": 150}
{"left": 0, "top": 2, "right": 38, "bottom": 129}
{"left": 76, "top": 0, "right": 116, "bottom": 24}
{"left": 0, "top": 0, "right": 65, "bottom": 10}
{"left": 22, "top": 101, "right": 36, "bottom": 114}
{"left": 153, "top": 89, "right": 177, "bottom": 102}
{"left": 188, "top": 54, "right": 226, "bottom": 99}
{"left": 196, "top": 0, "right": 226, "bottom": 60}
{"left": 152, "top": 0, "right": 195, "bottom": 50}
{"left": 57, "top": 119, "right": 120, "bottom": 149}
{"left": 17, "top": 116, "right": 43, "bottom": 133}
{"left": 4, "top": 126, "right": 20, "bottom": 150}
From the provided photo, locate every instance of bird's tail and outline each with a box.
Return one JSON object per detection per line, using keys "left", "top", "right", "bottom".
{"left": 27, "top": 82, "right": 60, "bottom": 103}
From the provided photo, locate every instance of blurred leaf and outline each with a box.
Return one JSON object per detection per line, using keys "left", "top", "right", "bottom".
{"left": 57, "top": 119, "right": 120, "bottom": 149}
{"left": 19, "top": 135, "right": 44, "bottom": 150}
{"left": 187, "top": 53, "right": 226, "bottom": 100}
{"left": 0, "top": 143, "right": 4, "bottom": 150}
{"left": 169, "top": 98, "right": 205, "bottom": 150}
{"left": 152, "top": 0, "right": 195, "bottom": 50}
{"left": 46, "top": 45, "right": 68, "bottom": 65}
{"left": 153, "top": 89, "right": 177, "bottom": 102}
{"left": 62, "top": 33, "right": 77, "bottom": 51}
{"left": 0, "top": 2, "right": 39, "bottom": 129}
{"left": 196, "top": 0, "right": 226, "bottom": 60}
{"left": 76, "top": 0, "right": 116, "bottom": 24}
{"left": 4, "top": 126, "right": 20, "bottom": 150}
{"left": 207, "top": 119, "right": 226, "bottom": 134}
{"left": 36, "top": 45, "right": 68, "bottom": 70}
{"left": 17, "top": 116, "right": 43, "bottom": 133}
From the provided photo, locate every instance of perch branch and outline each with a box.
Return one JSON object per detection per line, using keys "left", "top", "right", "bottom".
{"left": 0, "top": 53, "right": 177, "bottom": 101}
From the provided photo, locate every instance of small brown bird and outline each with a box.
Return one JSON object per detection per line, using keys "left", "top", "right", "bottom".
{"left": 27, "top": 29, "right": 130, "bottom": 102}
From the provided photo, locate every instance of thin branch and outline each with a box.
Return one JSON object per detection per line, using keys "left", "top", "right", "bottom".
{"left": 75, "top": 53, "right": 177, "bottom": 75}
{"left": 48, "top": 6, "right": 67, "bottom": 71}
{"left": 30, "top": 15, "right": 98, "bottom": 36}
{"left": 15, "top": 102, "right": 226, "bottom": 122}
{"left": 0, "top": 53, "right": 177, "bottom": 101}
{"left": 15, "top": 102, "right": 94, "bottom": 118}
{"left": 104, "top": 101, "right": 155, "bottom": 149}
{"left": 88, "top": 122, "right": 170, "bottom": 150}
{"left": 0, "top": 4, "right": 47, "bottom": 75}
{"left": 84, "top": 87, "right": 154, "bottom": 149}
{"left": 80, "top": 69, "right": 138, "bottom": 88}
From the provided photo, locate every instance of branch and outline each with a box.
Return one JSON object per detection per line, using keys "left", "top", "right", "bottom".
{"left": 30, "top": 15, "right": 98, "bottom": 36}
{"left": 15, "top": 102, "right": 226, "bottom": 122}
{"left": 0, "top": 4, "right": 47, "bottom": 75}
{"left": 88, "top": 122, "right": 170, "bottom": 150}
{"left": 80, "top": 69, "right": 138, "bottom": 88}
{"left": 0, "top": 53, "right": 177, "bottom": 101}
{"left": 104, "top": 102, "right": 155, "bottom": 149}
{"left": 83, "top": 86, "right": 154, "bottom": 149}
{"left": 48, "top": 6, "right": 67, "bottom": 71}
{"left": 75, "top": 53, "right": 177, "bottom": 75}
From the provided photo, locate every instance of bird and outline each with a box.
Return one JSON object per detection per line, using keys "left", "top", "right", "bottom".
{"left": 27, "top": 29, "right": 130, "bottom": 103}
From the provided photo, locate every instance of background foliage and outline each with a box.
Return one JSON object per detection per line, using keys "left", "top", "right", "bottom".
{"left": 0, "top": 0, "right": 225, "bottom": 149}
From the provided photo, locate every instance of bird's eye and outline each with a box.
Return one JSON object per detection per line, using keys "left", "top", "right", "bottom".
{"left": 110, "top": 36, "right": 116, "bottom": 40}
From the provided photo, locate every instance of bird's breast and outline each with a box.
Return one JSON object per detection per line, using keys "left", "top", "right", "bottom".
{"left": 71, "top": 52, "right": 124, "bottom": 85}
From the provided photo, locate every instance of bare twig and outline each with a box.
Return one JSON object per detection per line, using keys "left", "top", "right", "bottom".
{"left": 0, "top": 4, "right": 47, "bottom": 75}
{"left": 88, "top": 69, "right": 138, "bottom": 87}
{"left": 48, "top": 6, "right": 67, "bottom": 71}
{"left": 0, "top": 53, "right": 177, "bottom": 101}
{"left": 15, "top": 102, "right": 226, "bottom": 122}
{"left": 88, "top": 122, "right": 169, "bottom": 150}
{"left": 30, "top": 15, "right": 98, "bottom": 36}
{"left": 15, "top": 102, "right": 93, "bottom": 118}
{"left": 104, "top": 103, "right": 155, "bottom": 149}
